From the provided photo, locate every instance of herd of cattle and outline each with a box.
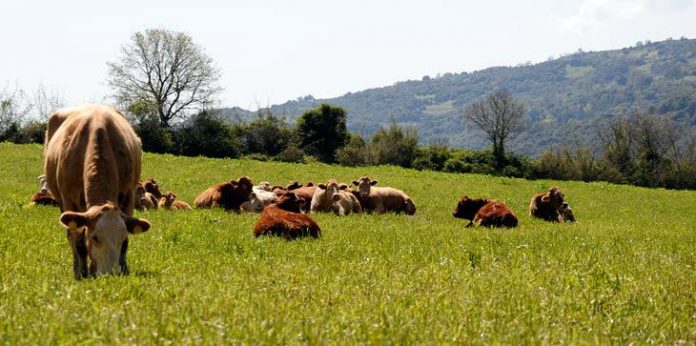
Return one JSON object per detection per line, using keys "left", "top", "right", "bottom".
{"left": 30, "top": 104, "right": 576, "bottom": 279}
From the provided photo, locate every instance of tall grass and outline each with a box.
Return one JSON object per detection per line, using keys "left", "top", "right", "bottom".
{"left": 0, "top": 143, "right": 694, "bottom": 344}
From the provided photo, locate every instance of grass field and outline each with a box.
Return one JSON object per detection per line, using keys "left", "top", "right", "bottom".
{"left": 0, "top": 142, "right": 694, "bottom": 344}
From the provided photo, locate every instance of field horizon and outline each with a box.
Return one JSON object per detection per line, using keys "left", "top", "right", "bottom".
{"left": 0, "top": 143, "right": 694, "bottom": 344}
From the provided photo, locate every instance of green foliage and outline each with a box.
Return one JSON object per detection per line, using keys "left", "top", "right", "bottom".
{"left": 335, "top": 134, "right": 369, "bottom": 167}
{"left": 273, "top": 145, "right": 305, "bottom": 163}
{"left": 413, "top": 144, "right": 451, "bottom": 171}
{"left": 369, "top": 121, "right": 419, "bottom": 167}
{"left": 231, "top": 114, "right": 295, "bottom": 156}
{"left": 173, "top": 111, "right": 240, "bottom": 158}
{"left": 296, "top": 104, "right": 348, "bottom": 163}
{"left": 1, "top": 143, "right": 695, "bottom": 343}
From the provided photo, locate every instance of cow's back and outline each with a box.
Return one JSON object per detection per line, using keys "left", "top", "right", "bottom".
{"left": 44, "top": 105, "right": 142, "bottom": 213}
{"left": 373, "top": 187, "right": 413, "bottom": 212}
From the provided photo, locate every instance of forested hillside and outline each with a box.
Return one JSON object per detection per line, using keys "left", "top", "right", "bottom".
{"left": 219, "top": 38, "right": 696, "bottom": 156}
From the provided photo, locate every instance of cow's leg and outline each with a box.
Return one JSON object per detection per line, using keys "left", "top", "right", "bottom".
{"left": 465, "top": 221, "right": 474, "bottom": 228}
{"left": 119, "top": 238, "right": 129, "bottom": 276}
{"left": 67, "top": 229, "right": 88, "bottom": 279}
{"left": 375, "top": 202, "right": 386, "bottom": 214}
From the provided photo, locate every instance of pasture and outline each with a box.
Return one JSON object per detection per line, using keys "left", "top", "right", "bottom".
{"left": 0, "top": 142, "right": 694, "bottom": 344}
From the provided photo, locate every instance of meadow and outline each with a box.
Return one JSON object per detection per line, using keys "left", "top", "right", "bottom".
{"left": 0, "top": 142, "right": 694, "bottom": 344}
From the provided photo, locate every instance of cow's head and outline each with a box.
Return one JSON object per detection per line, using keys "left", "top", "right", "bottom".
{"left": 275, "top": 192, "right": 305, "bottom": 213}
{"left": 352, "top": 177, "right": 378, "bottom": 199}
{"left": 541, "top": 187, "right": 566, "bottom": 209}
{"left": 161, "top": 192, "right": 177, "bottom": 208}
{"left": 143, "top": 178, "right": 162, "bottom": 198}
{"left": 233, "top": 176, "right": 254, "bottom": 198}
{"left": 559, "top": 204, "right": 576, "bottom": 223}
{"left": 317, "top": 180, "right": 348, "bottom": 203}
{"left": 453, "top": 196, "right": 488, "bottom": 220}
{"left": 285, "top": 181, "right": 302, "bottom": 191}
{"left": 59, "top": 202, "right": 151, "bottom": 276}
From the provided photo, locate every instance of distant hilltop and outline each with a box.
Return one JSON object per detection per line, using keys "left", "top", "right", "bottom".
{"left": 218, "top": 38, "right": 696, "bottom": 156}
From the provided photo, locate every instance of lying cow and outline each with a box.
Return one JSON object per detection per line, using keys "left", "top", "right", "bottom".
{"left": 351, "top": 177, "right": 416, "bottom": 215}
{"left": 453, "top": 196, "right": 518, "bottom": 228}
{"left": 529, "top": 187, "right": 575, "bottom": 223}
{"left": 158, "top": 192, "right": 192, "bottom": 210}
{"left": 310, "top": 180, "right": 361, "bottom": 216}
{"left": 142, "top": 178, "right": 163, "bottom": 199}
{"left": 135, "top": 182, "right": 158, "bottom": 211}
{"left": 44, "top": 104, "right": 151, "bottom": 279}
{"left": 194, "top": 176, "right": 253, "bottom": 212}
{"left": 241, "top": 185, "right": 278, "bottom": 213}
{"left": 30, "top": 174, "right": 59, "bottom": 206}
{"left": 290, "top": 184, "right": 317, "bottom": 213}
{"left": 253, "top": 192, "right": 321, "bottom": 239}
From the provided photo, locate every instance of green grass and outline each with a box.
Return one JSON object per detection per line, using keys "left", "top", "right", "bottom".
{"left": 1, "top": 143, "right": 694, "bottom": 344}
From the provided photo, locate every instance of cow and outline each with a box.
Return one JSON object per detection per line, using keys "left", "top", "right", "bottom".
{"left": 253, "top": 192, "right": 321, "bottom": 239}
{"left": 43, "top": 104, "right": 151, "bottom": 279}
{"left": 256, "top": 181, "right": 273, "bottom": 192}
{"left": 241, "top": 185, "right": 278, "bottom": 213}
{"left": 142, "top": 178, "right": 163, "bottom": 199}
{"left": 289, "top": 184, "right": 317, "bottom": 213}
{"left": 30, "top": 174, "right": 59, "bottom": 206}
{"left": 194, "top": 176, "right": 254, "bottom": 212}
{"left": 559, "top": 204, "right": 576, "bottom": 223}
{"left": 310, "top": 180, "right": 362, "bottom": 216}
{"left": 135, "top": 182, "right": 158, "bottom": 211}
{"left": 158, "top": 192, "right": 192, "bottom": 210}
{"left": 453, "top": 196, "right": 518, "bottom": 228}
{"left": 529, "top": 187, "right": 575, "bottom": 223}
{"left": 351, "top": 177, "right": 416, "bottom": 215}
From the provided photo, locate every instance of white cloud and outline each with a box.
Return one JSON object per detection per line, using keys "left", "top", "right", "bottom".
{"left": 556, "top": 0, "right": 696, "bottom": 36}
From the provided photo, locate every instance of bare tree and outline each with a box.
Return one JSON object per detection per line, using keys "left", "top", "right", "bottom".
{"left": 33, "top": 84, "right": 65, "bottom": 120}
{"left": 464, "top": 89, "right": 525, "bottom": 167}
{"left": 0, "top": 84, "right": 32, "bottom": 135}
{"left": 107, "top": 28, "right": 221, "bottom": 127}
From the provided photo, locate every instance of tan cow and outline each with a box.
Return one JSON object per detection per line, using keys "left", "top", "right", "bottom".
{"left": 158, "top": 192, "right": 192, "bottom": 210}
{"left": 352, "top": 177, "right": 416, "bottom": 215}
{"left": 44, "top": 104, "right": 151, "bottom": 279}
{"left": 310, "top": 180, "right": 362, "bottom": 216}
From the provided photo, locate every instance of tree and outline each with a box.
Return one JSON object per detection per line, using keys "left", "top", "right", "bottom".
{"left": 464, "top": 89, "right": 525, "bottom": 169}
{"left": 296, "top": 104, "right": 348, "bottom": 163}
{"left": 369, "top": 120, "right": 419, "bottom": 168}
{"left": 107, "top": 28, "right": 221, "bottom": 127}
{"left": 0, "top": 84, "right": 31, "bottom": 140}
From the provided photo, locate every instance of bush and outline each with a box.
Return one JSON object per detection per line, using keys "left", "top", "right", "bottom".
{"left": 369, "top": 121, "right": 419, "bottom": 168}
{"left": 274, "top": 145, "right": 305, "bottom": 163}
{"left": 173, "top": 111, "right": 240, "bottom": 158}
{"left": 336, "top": 134, "right": 369, "bottom": 167}
{"left": 413, "top": 144, "right": 451, "bottom": 171}
{"left": 134, "top": 116, "right": 174, "bottom": 153}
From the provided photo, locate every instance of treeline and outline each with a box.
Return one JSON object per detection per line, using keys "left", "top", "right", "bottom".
{"left": 2, "top": 103, "right": 695, "bottom": 190}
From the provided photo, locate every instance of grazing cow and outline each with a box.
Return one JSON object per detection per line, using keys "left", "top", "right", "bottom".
{"left": 253, "top": 192, "right": 321, "bottom": 239}
{"left": 30, "top": 174, "right": 58, "bottom": 206}
{"left": 529, "top": 187, "right": 574, "bottom": 223}
{"left": 241, "top": 186, "right": 278, "bottom": 213}
{"left": 310, "top": 180, "right": 362, "bottom": 215}
{"left": 43, "top": 104, "right": 151, "bottom": 279}
{"left": 453, "top": 196, "right": 518, "bottom": 228}
{"left": 194, "top": 176, "right": 254, "bottom": 212}
{"left": 351, "top": 177, "right": 416, "bottom": 215}
{"left": 135, "top": 182, "right": 158, "bottom": 211}
{"left": 158, "top": 192, "right": 192, "bottom": 210}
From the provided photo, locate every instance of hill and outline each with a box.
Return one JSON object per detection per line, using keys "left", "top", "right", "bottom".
{"left": 1, "top": 143, "right": 695, "bottom": 343}
{"left": 218, "top": 38, "right": 696, "bottom": 156}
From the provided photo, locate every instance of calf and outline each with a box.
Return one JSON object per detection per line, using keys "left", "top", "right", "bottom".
{"left": 529, "top": 187, "right": 575, "bottom": 223}
{"left": 241, "top": 186, "right": 278, "bottom": 213}
{"left": 310, "top": 180, "right": 362, "bottom": 215}
{"left": 352, "top": 177, "right": 416, "bottom": 215}
{"left": 158, "top": 192, "right": 192, "bottom": 210}
{"left": 253, "top": 192, "right": 321, "bottom": 239}
{"left": 142, "top": 178, "right": 163, "bottom": 199}
{"left": 453, "top": 196, "right": 518, "bottom": 228}
{"left": 44, "top": 104, "right": 151, "bottom": 279}
{"left": 135, "top": 183, "right": 158, "bottom": 211}
{"left": 194, "top": 176, "right": 253, "bottom": 212}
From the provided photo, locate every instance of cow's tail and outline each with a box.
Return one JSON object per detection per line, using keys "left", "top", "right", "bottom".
{"left": 404, "top": 198, "right": 416, "bottom": 215}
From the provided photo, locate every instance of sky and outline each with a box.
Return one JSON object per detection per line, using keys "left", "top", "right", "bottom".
{"left": 1, "top": 0, "right": 696, "bottom": 110}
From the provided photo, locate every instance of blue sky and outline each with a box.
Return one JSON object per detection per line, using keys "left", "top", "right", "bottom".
{"left": 1, "top": 0, "right": 695, "bottom": 110}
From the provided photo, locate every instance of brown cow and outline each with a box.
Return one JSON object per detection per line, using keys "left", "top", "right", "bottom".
{"left": 194, "top": 176, "right": 253, "bottom": 212}
{"left": 158, "top": 192, "right": 192, "bottom": 210}
{"left": 289, "top": 184, "right": 317, "bottom": 213}
{"left": 142, "top": 178, "right": 163, "bottom": 199}
{"left": 310, "top": 180, "right": 362, "bottom": 215}
{"left": 135, "top": 182, "right": 158, "bottom": 211}
{"left": 44, "top": 104, "right": 151, "bottom": 279}
{"left": 529, "top": 187, "right": 574, "bottom": 223}
{"left": 253, "top": 192, "right": 321, "bottom": 239}
{"left": 453, "top": 196, "right": 518, "bottom": 228}
{"left": 352, "top": 177, "right": 416, "bottom": 215}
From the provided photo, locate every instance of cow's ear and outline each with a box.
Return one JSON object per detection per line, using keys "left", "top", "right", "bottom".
{"left": 124, "top": 215, "right": 151, "bottom": 235}
{"left": 305, "top": 182, "right": 314, "bottom": 187}
{"left": 352, "top": 181, "right": 359, "bottom": 186}
{"left": 370, "top": 180, "right": 378, "bottom": 186}
{"left": 60, "top": 211, "right": 89, "bottom": 230}
{"left": 318, "top": 184, "right": 327, "bottom": 190}
{"left": 339, "top": 184, "right": 348, "bottom": 190}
